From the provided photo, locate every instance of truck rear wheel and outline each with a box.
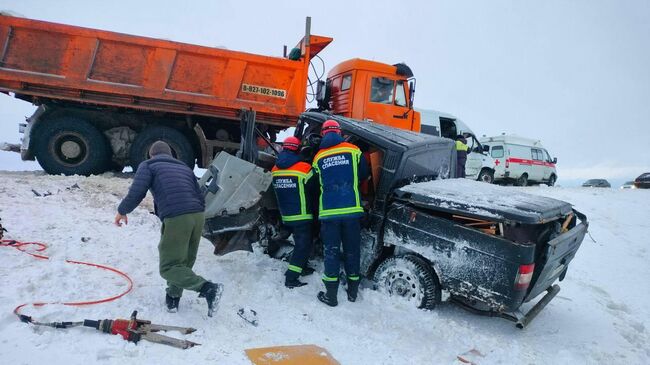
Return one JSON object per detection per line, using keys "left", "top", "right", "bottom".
{"left": 129, "top": 126, "right": 195, "bottom": 170}
{"left": 373, "top": 254, "right": 441, "bottom": 310}
{"left": 33, "top": 117, "right": 111, "bottom": 176}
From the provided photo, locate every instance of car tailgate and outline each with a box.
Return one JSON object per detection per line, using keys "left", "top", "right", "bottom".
{"left": 525, "top": 210, "right": 588, "bottom": 301}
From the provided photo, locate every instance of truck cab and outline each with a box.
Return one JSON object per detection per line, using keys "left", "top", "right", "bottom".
{"left": 321, "top": 59, "right": 420, "bottom": 133}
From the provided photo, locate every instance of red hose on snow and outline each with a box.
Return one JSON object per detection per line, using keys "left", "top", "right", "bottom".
{"left": 0, "top": 239, "right": 133, "bottom": 324}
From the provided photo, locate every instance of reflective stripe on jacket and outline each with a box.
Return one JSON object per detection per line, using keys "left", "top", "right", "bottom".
{"left": 272, "top": 161, "right": 314, "bottom": 223}
{"left": 455, "top": 140, "right": 468, "bottom": 152}
{"left": 312, "top": 141, "right": 364, "bottom": 220}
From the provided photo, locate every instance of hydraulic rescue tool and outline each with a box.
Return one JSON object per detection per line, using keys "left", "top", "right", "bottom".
{"left": 17, "top": 310, "right": 199, "bottom": 349}
{"left": 82, "top": 310, "right": 199, "bottom": 349}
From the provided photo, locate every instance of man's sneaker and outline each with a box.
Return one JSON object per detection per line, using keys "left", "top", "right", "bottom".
{"left": 199, "top": 282, "right": 224, "bottom": 317}
{"left": 165, "top": 294, "right": 180, "bottom": 313}
{"left": 285, "top": 278, "right": 308, "bottom": 289}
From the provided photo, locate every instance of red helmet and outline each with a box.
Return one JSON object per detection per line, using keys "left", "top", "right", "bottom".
{"left": 282, "top": 136, "right": 301, "bottom": 151}
{"left": 321, "top": 120, "right": 341, "bottom": 135}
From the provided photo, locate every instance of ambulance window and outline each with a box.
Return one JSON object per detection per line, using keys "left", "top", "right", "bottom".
{"left": 543, "top": 150, "right": 551, "bottom": 161}
{"left": 532, "top": 149, "right": 542, "bottom": 161}
{"left": 370, "top": 77, "right": 394, "bottom": 104}
{"left": 341, "top": 74, "right": 352, "bottom": 91}
{"left": 491, "top": 145, "right": 504, "bottom": 158}
{"left": 394, "top": 80, "right": 407, "bottom": 106}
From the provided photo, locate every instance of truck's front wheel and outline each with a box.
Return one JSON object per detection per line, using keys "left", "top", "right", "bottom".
{"left": 129, "top": 126, "right": 195, "bottom": 170}
{"left": 373, "top": 254, "right": 441, "bottom": 310}
{"left": 33, "top": 117, "right": 111, "bottom": 176}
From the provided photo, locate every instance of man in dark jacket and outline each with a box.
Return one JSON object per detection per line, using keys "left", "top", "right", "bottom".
{"left": 312, "top": 120, "right": 369, "bottom": 307}
{"left": 114, "top": 141, "right": 223, "bottom": 316}
{"left": 455, "top": 134, "right": 469, "bottom": 178}
{"left": 271, "top": 136, "right": 316, "bottom": 288}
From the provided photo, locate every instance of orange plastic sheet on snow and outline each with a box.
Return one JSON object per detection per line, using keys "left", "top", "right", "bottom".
{"left": 245, "top": 344, "right": 340, "bottom": 365}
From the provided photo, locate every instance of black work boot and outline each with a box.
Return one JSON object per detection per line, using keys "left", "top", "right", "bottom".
{"left": 347, "top": 279, "right": 360, "bottom": 302}
{"left": 198, "top": 282, "right": 224, "bottom": 317}
{"left": 317, "top": 280, "right": 339, "bottom": 307}
{"left": 285, "top": 277, "right": 308, "bottom": 289}
{"left": 165, "top": 294, "right": 180, "bottom": 313}
{"left": 285, "top": 268, "right": 307, "bottom": 289}
{"left": 300, "top": 265, "right": 315, "bottom": 277}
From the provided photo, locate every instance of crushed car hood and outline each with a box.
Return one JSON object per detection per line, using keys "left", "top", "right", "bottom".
{"left": 395, "top": 179, "right": 573, "bottom": 224}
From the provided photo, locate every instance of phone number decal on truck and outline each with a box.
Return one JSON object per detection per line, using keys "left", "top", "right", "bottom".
{"left": 241, "top": 84, "right": 287, "bottom": 99}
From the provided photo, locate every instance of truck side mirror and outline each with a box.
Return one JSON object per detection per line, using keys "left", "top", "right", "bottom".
{"left": 552, "top": 157, "right": 557, "bottom": 164}
{"left": 483, "top": 145, "right": 490, "bottom": 152}
{"left": 316, "top": 79, "right": 331, "bottom": 110}
{"left": 408, "top": 80, "right": 416, "bottom": 108}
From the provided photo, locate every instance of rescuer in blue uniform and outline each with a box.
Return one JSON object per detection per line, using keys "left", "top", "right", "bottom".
{"left": 272, "top": 136, "right": 316, "bottom": 288}
{"left": 312, "top": 120, "right": 369, "bottom": 307}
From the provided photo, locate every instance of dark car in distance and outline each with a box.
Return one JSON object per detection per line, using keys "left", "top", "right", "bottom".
{"left": 634, "top": 173, "right": 650, "bottom": 189}
{"left": 582, "top": 179, "right": 611, "bottom": 188}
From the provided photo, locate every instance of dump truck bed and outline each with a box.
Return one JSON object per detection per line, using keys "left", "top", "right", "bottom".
{"left": 0, "top": 15, "right": 332, "bottom": 127}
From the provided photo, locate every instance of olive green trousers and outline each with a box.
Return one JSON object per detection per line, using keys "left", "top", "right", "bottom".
{"left": 159, "top": 212, "right": 207, "bottom": 298}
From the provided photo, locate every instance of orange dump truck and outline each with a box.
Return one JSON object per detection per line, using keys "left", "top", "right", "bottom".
{"left": 0, "top": 14, "right": 419, "bottom": 175}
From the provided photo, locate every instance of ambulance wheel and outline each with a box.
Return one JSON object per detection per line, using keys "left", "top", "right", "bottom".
{"left": 373, "top": 254, "right": 441, "bottom": 310}
{"left": 547, "top": 174, "right": 557, "bottom": 187}
{"left": 478, "top": 169, "right": 494, "bottom": 184}
{"left": 516, "top": 173, "right": 529, "bottom": 187}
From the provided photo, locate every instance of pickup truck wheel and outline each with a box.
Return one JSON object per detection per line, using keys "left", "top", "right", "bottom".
{"left": 478, "top": 169, "right": 494, "bottom": 184}
{"left": 373, "top": 254, "right": 441, "bottom": 310}
{"left": 129, "top": 126, "right": 195, "bottom": 170}
{"left": 516, "top": 173, "right": 528, "bottom": 187}
{"left": 33, "top": 117, "right": 111, "bottom": 176}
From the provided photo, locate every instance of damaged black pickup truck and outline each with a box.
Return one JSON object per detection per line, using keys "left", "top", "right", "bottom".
{"left": 199, "top": 112, "right": 589, "bottom": 328}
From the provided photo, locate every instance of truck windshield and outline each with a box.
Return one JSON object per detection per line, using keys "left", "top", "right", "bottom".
{"left": 370, "top": 77, "right": 394, "bottom": 104}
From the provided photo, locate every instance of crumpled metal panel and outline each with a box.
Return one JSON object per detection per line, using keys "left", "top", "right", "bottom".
{"left": 200, "top": 151, "right": 272, "bottom": 219}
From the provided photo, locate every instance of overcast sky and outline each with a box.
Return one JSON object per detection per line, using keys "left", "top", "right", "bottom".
{"left": 1, "top": 0, "right": 648, "bottom": 183}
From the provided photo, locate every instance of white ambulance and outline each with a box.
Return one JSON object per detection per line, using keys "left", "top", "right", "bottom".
{"left": 479, "top": 134, "right": 558, "bottom": 186}
{"left": 417, "top": 109, "right": 496, "bottom": 183}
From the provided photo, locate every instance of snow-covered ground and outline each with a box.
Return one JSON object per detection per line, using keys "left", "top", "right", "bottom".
{"left": 0, "top": 171, "right": 649, "bottom": 364}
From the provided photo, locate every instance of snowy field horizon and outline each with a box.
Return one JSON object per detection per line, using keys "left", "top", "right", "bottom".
{"left": 0, "top": 151, "right": 645, "bottom": 189}
{"left": 0, "top": 170, "right": 649, "bottom": 364}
